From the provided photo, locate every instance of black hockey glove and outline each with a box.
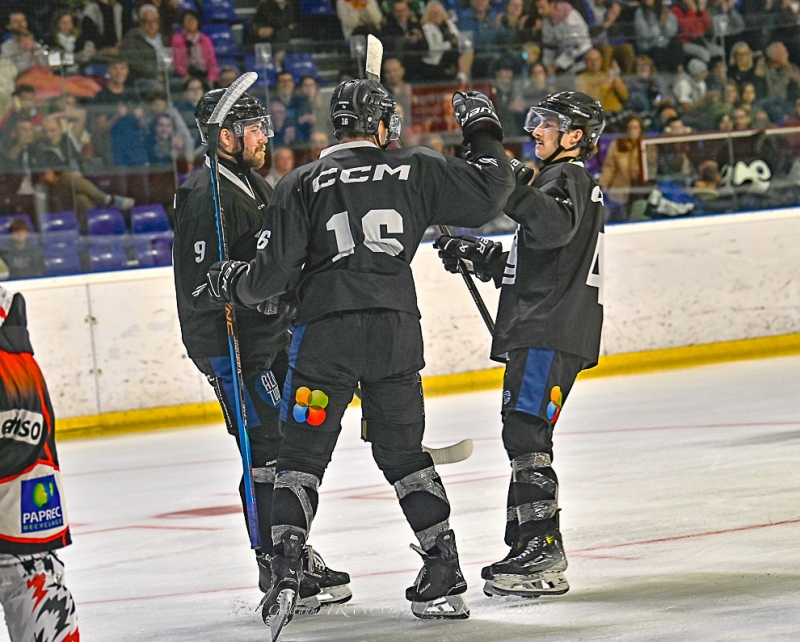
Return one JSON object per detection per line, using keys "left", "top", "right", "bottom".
{"left": 257, "top": 296, "right": 297, "bottom": 319}
{"left": 207, "top": 260, "right": 249, "bottom": 304}
{"left": 452, "top": 91, "right": 503, "bottom": 144}
{"left": 510, "top": 158, "right": 534, "bottom": 186}
{"left": 434, "top": 234, "right": 503, "bottom": 283}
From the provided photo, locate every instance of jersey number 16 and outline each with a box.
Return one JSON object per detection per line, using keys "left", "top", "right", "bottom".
{"left": 326, "top": 209, "right": 404, "bottom": 261}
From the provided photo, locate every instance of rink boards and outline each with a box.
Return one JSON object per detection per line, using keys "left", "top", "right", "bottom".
{"left": 8, "top": 206, "right": 800, "bottom": 436}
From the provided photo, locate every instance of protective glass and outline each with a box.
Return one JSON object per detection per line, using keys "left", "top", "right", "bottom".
{"left": 524, "top": 107, "right": 571, "bottom": 134}
{"left": 233, "top": 115, "right": 274, "bottom": 139}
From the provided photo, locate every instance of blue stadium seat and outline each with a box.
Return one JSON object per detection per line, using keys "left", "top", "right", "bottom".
{"left": 135, "top": 241, "right": 172, "bottom": 268}
{"left": 202, "top": 23, "right": 240, "bottom": 57}
{"left": 176, "top": 0, "right": 199, "bottom": 11}
{"left": 87, "top": 207, "right": 126, "bottom": 237}
{"left": 83, "top": 63, "right": 108, "bottom": 77}
{"left": 245, "top": 56, "right": 276, "bottom": 89}
{"left": 89, "top": 244, "right": 129, "bottom": 272}
{"left": 300, "top": 0, "right": 336, "bottom": 15}
{"left": 131, "top": 204, "right": 174, "bottom": 243}
{"left": 0, "top": 214, "right": 34, "bottom": 235}
{"left": 44, "top": 249, "right": 82, "bottom": 276}
{"left": 41, "top": 211, "right": 79, "bottom": 248}
{"left": 203, "top": 0, "right": 239, "bottom": 22}
{"left": 283, "top": 53, "right": 319, "bottom": 83}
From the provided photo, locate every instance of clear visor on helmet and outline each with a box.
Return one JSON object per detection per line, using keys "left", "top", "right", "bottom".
{"left": 232, "top": 115, "right": 274, "bottom": 139}
{"left": 524, "top": 107, "right": 572, "bottom": 134}
{"left": 387, "top": 112, "right": 402, "bottom": 141}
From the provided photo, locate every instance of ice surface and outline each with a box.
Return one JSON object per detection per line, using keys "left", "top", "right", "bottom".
{"left": 3, "top": 356, "right": 800, "bottom": 641}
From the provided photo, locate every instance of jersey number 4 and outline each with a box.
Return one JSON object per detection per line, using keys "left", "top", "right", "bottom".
{"left": 586, "top": 231, "right": 604, "bottom": 305}
{"left": 326, "top": 209, "right": 404, "bottom": 261}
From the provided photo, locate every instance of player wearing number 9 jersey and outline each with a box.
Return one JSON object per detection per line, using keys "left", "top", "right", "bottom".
{"left": 206, "top": 79, "right": 514, "bottom": 627}
{"left": 435, "top": 91, "right": 606, "bottom": 601}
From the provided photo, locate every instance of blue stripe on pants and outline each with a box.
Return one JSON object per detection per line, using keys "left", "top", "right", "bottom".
{"left": 280, "top": 324, "right": 307, "bottom": 422}
{"left": 515, "top": 348, "right": 555, "bottom": 416}
{"left": 208, "top": 356, "right": 261, "bottom": 427}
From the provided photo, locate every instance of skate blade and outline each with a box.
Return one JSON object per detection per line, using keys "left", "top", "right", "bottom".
{"left": 411, "top": 594, "right": 470, "bottom": 619}
{"left": 484, "top": 571, "right": 570, "bottom": 598}
{"left": 316, "top": 584, "right": 352, "bottom": 605}
{"left": 294, "top": 594, "right": 322, "bottom": 615}
{"left": 268, "top": 588, "right": 296, "bottom": 642}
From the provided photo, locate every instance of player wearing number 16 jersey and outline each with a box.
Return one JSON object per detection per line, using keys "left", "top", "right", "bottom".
{"left": 206, "top": 80, "right": 514, "bottom": 632}
{"left": 435, "top": 91, "right": 606, "bottom": 600}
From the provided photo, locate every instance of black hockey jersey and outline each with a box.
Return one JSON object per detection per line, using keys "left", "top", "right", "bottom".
{"left": 173, "top": 155, "right": 290, "bottom": 359}
{"left": 232, "top": 132, "right": 515, "bottom": 324}
{"left": 492, "top": 159, "right": 604, "bottom": 365}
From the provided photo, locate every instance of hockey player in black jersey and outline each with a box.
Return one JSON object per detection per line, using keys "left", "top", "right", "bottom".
{"left": 436, "top": 91, "right": 606, "bottom": 599}
{"left": 205, "top": 79, "right": 514, "bottom": 635}
{"left": 172, "top": 88, "right": 350, "bottom": 612}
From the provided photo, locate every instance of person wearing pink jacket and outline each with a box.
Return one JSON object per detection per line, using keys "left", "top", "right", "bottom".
{"left": 171, "top": 11, "right": 219, "bottom": 85}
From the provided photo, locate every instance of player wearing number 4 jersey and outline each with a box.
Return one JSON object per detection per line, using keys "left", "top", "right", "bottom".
{"left": 436, "top": 91, "right": 606, "bottom": 600}
{"left": 206, "top": 80, "right": 514, "bottom": 636}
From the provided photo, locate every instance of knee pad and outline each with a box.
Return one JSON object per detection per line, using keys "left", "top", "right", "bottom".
{"left": 271, "top": 470, "right": 320, "bottom": 546}
{"left": 502, "top": 411, "right": 554, "bottom": 461}
{"left": 393, "top": 466, "right": 451, "bottom": 551}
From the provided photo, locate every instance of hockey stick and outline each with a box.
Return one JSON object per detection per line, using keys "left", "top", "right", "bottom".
{"left": 365, "top": 35, "right": 383, "bottom": 81}
{"left": 437, "top": 225, "right": 496, "bottom": 334}
{"left": 423, "top": 439, "right": 474, "bottom": 465}
{"left": 208, "top": 71, "right": 261, "bottom": 550}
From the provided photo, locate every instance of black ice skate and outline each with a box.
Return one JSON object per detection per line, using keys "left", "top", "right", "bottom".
{"left": 405, "top": 529, "right": 469, "bottom": 619}
{"left": 257, "top": 552, "right": 321, "bottom": 615}
{"left": 260, "top": 531, "right": 311, "bottom": 641}
{"left": 482, "top": 532, "right": 570, "bottom": 598}
{"left": 302, "top": 544, "right": 352, "bottom": 605}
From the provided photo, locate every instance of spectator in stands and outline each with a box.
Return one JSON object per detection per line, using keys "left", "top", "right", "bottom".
{"left": 380, "top": 0, "right": 425, "bottom": 69}
{"left": 147, "top": 112, "right": 188, "bottom": 167}
{"left": 217, "top": 66, "right": 240, "bottom": 89}
{"left": 707, "top": 0, "right": 744, "bottom": 53}
{"left": 419, "top": 0, "right": 467, "bottom": 81}
{"left": 728, "top": 42, "right": 766, "bottom": 97}
{"left": 0, "top": 86, "right": 40, "bottom": 151}
{"left": 658, "top": 115, "right": 694, "bottom": 180}
{"left": 88, "top": 58, "right": 142, "bottom": 165}
{"left": 421, "top": 132, "right": 445, "bottom": 153}
{"left": 1, "top": 14, "right": 47, "bottom": 75}
{"left": 308, "top": 131, "right": 330, "bottom": 161}
{"left": 634, "top": 0, "right": 681, "bottom": 72}
{"left": 56, "top": 93, "right": 94, "bottom": 160}
{"left": 80, "top": 0, "right": 125, "bottom": 56}
{"left": 0, "top": 218, "right": 45, "bottom": 280}
{"left": 382, "top": 58, "right": 412, "bottom": 127}
{"left": 121, "top": 4, "right": 170, "bottom": 91}
{"left": 576, "top": 48, "right": 629, "bottom": 115}
{"left": 143, "top": 89, "right": 196, "bottom": 162}
{"left": 761, "top": 42, "right": 800, "bottom": 122}
{"left": 0, "top": 121, "right": 37, "bottom": 202}
{"left": 34, "top": 114, "right": 134, "bottom": 230}
{"left": 135, "top": 0, "right": 181, "bottom": 40}
{"left": 250, "top": 0, "right": 302, "bottom": 53}
{"left": 654, "top": 104, "right": 680, "bottom": 132}
{"left": 671, "top": 0, "right": 723, "bottom": 64}
{"left": 626, "top": 55, "right": 669, "bottom": 117}
{"left": 673, "top": 58, "right": 715, "bottom": 120}
{"left": 739, "top": 0, "right": 776, "bottom": 53}
{"left": 518, "top": 61, "right": 554, "bottom": 106}
{"left": 715, "top": 111, "right": 732, "bottom": 130}
{"left": 495, "top": 0, "right": 534, "bottom": 52}
{"left": 270, "top": 100, "right": 295, "bottom": 146}
{"left": 599, "top": 115, "right": 651, "bottom": 220}
{"left": 731, "top": 107, "right": 752, "bottom": 129}
{"left": 174, "top": 77, "right": 207, "bottom": 146}
{"left": 586, "top": 0, "right": 634, "bottom": 74}
{"left": 50, "top": 11, "right": 94, "bottom": 72}
{"left": 492, "top": 58, "right": 525, "bottom": 136}
{"left": 171, "top": 11, "right": 219, "bottom": 86}
{"left": 459, "top": 0, "right": 500, "bottom": 78}
{"left": 273, "top": 71, "right": 306, "bottom": 141}
{"left": 297, "top": 75, "right": 332, "bottom": 137}
{"left": 337, "top": 0, "right": 383, "bottom": 39}
{"left": 265, "top": 147, "right": 295, "bottom": 187}
{"left": 537, "top": 0, "right": 593, "bottom": 76}
{"left": 738, "top": 81, "right": 758, "bottom": 115}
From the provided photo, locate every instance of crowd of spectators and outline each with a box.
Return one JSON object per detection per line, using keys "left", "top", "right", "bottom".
{"left": 1, "top": 0, "right": 800, "bottom": 277}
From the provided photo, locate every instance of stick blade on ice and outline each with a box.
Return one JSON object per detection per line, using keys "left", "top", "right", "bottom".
{"left": 366, "top": 35, "right": 383, "bottom": 81}
{"left": 209, "top": 72, "right": 258, "bottom": 126}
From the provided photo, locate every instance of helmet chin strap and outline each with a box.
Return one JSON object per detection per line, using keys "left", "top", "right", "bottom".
{"left": 219, "top": 133, "right": 248, "bottom": 169}
{"left": 540, "top": 131, "right": 580, "bottom": 166}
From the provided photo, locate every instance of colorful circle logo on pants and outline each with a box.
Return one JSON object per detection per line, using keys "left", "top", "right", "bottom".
{"left": 546, "top": 386, "right": 563, "bottom": 424}
{"left": 293, "top": 387, "right": 329, "bottom": 426}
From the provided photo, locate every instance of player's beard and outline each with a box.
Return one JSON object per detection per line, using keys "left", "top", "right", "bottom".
{"left": 243, "top": 144, "right": 267, "bottom": 169}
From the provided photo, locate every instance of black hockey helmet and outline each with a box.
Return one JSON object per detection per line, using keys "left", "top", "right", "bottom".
{"left": 524, "top": 91, "right": 605, "bottom": 162}
{"left": 330, "top": 79, "right": 401, "bottom": 145}
{"left": 194, "top": 88, "right": 274, "bottom": 145}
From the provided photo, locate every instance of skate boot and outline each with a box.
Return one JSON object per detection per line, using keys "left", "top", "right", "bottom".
{"left": 483, "top": 532, "right": 569, "bottom": 598}
{"left": 303, "top": 545, "right": 353, "bottom": 605}
{"left": 405, "top": 529, "right": 469, "bottom": 619}
{"left": 260, "top": 531, "right": 314, "bottom": 641}
{"left": 257, "top": 552, "right": 322, "bottom": 615}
